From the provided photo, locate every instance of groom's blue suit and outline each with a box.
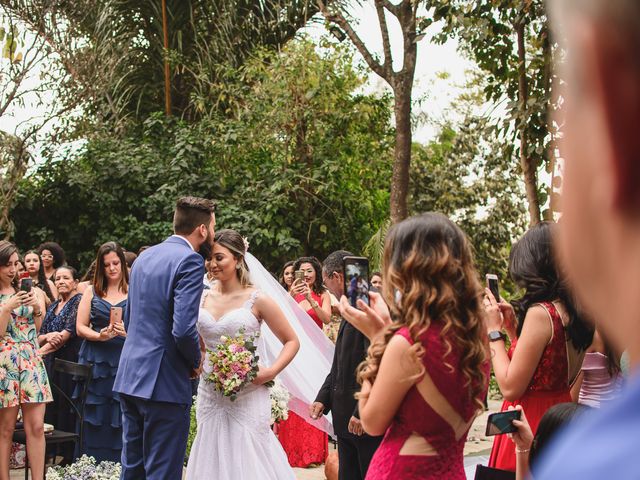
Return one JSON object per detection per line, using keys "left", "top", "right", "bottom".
{"left": 114, "top": 236, "right": 203, "bottom": 480}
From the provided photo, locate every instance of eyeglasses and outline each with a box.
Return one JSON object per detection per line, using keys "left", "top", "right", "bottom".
{"left": 41, "top": 254, "right": 54, "bottom": 259}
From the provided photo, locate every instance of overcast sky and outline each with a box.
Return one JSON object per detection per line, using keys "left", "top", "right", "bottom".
{"left": 0, "top": 3, "right": 470, "bottom": 147}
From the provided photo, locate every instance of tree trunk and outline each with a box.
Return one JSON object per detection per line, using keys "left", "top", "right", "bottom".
{"left": 390, "top": 81, "right": 412, "bottom": 224}
{"left": 515, "top": 15, "right": 541, "bottom": 227}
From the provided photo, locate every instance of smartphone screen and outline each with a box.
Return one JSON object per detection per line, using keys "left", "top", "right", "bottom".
{"left": 110, "top": 306, "right": 123, "bottom": 326}
{"left": 486, "top": 274, "right": 500, "bottom": 302}
{"left": 19, "top": 273, "right": 32, "bottom": 293}
{"left": 343, "top": 256, "right": 370, "bottom": 308}
{"left": 485, "top": 410, "right": 521, "bottom": 436}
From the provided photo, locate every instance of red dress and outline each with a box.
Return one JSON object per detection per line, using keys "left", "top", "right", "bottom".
{"left": 489, "top": 302, "right": 572, "bottom": 471}
{"left": 365, "top": 325, "right": 490, "bottom": 479}
{"left": 277, "top": 291, "right": 329, "bottom": 467}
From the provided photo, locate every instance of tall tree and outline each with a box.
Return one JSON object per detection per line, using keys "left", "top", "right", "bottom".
{"left": 434, "top": 0, "right": 554, "bottom": 226}
{"left": 316, "top": 0, "right": 422, "bottom": 224}
{"left": 11, "top": 40, "right": 393, "bottom": 269}
{"left": 0, "top": 2, "right": 70, "bottom": 237}
{"left": 2, "top": 0, "right": 320, "bottom": 125}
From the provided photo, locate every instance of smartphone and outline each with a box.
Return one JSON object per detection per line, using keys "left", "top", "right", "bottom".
{"left": 486, "top": 274, "right": 500, "bottom": 302}
{"left": 294, "top": 270, "right": 305, "bottom": 282}
{"left": 19, "top": 273, "right": 32, "bottom": 293}
{"left": 343, "top": 256, "right": 370, "bottom": 308}
{"left": 110, "top": 306, "right": 123, "bottom": 326}
{"left": 485, "top": 409, "right": 521, "bottom": 436}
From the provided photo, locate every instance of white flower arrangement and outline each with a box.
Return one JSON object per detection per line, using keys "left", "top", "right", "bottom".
{"left": 269, "top": 378, "right": 290, "bottom": 425}
{"left": 46, "top": 455, "right": 121, "bottom": 480}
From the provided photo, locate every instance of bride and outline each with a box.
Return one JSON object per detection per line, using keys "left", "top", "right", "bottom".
{"left": 185, "top": 229, "right": 300, "bottom": 479}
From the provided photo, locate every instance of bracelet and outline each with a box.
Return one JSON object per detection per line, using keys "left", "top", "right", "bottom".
{"left": 33, "top": 309, "right": 42, "bottom": 317}
{"left": 515, "top": 448, "right": 530, "bottom": 454}
{"left": 311, "top": 302, "right": 319, "bottom": 309}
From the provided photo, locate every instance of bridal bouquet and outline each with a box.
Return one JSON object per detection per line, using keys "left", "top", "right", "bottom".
{"left": 269, "top": 378, "right": 290, "bottom": 425}
{"left": 205, "top": 328, "right": 260, "bottom": 401}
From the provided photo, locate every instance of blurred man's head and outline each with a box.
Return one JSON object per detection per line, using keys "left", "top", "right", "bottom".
{"left": 550, "top": 0, "right": 640, "bottom": 362}
{"left": 322, "top": 250, "right": 353, "bottom": 298}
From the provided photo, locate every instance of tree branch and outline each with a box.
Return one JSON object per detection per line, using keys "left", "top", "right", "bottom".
{"left": 380, "top": 0, "right": 401, "bottom": 18}
{"left": 374, "top": 0, "right": 394, "bottom": 78}
{"left": 316, "top": 0, "right": 389, "bottom": 82}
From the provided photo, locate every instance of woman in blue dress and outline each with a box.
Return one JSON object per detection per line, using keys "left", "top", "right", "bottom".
{"left": 38, "top": 265, "right": 83, "bottom": 464}
{"left": 75, "top": 242, "right": 128, "bottom": 462}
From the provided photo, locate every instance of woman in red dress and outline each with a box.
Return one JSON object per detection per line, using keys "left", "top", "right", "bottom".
{"left": 278, "top": 256, "right": 331, "bottom": 467}
{"left": 484, "top": 222, "right": 594, "bottom": 472}
{"left": 339, "top": 213, "right": 490, "bottom": 479}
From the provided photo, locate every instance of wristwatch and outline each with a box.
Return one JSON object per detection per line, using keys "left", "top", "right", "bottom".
{"left": 488, "top": 331, "right": 505, "bottom": 342}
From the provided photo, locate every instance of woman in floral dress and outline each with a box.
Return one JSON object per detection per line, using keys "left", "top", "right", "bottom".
{"left": 0, "top": 241, "right": 52, "bottom": 480}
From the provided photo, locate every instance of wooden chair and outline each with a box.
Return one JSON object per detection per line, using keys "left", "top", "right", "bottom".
{"left": 13, "top": 359, "right": 93, "bottom": 480}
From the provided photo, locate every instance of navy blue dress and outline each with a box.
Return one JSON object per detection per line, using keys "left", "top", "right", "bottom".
{"left": 40, "top": 294, "right": 83, "bottom": 463}
{"left": 76, "top": 294, "right": 127, "bottom": 463}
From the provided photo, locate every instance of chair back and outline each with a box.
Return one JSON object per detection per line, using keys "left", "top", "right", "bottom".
{"left": 474, "top": 465, "right": 516, "bottom": 480}
{"left": 52, "top": 359, "right": 93, "bottom": 455}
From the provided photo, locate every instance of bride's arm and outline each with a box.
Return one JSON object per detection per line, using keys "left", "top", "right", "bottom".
{"left": 253, "top": 295, "right": 300, "bottom": 385}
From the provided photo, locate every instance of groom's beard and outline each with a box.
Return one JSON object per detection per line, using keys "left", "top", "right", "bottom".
{"left": 198, "top": 232, "right": 213, "bottom": 261}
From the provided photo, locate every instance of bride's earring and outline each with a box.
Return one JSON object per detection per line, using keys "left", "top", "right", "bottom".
{"left": 236, "top": 264, "right": 241, "bottom": 270}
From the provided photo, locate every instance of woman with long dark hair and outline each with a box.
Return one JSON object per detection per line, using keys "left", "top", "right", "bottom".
{"left": 75, "top": 242, "right": 128, "bottom": 462}
{"left": 485, "top": 222, "right": 593, "bottom": 472}
{"left": 279, "top": 261, "right": 295, "bottom": 291}
{"left": 278, "top": 256, "right": 331, "bottom": 467}
{"left": 24, "top": 250, "right": 57, "bottom": 305}
{"left": 571, "top": 328, "right": 623, "bottom": 408}
{"left": 338, "top": 213, "right": 489, "bottom": 479}
{"left": 0, "top": 241, "right": 51, "bottom": 480}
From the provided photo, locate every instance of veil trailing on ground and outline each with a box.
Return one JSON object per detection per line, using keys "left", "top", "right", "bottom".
{"left": 245, "top": 252, "right": 335, "bottom": 437}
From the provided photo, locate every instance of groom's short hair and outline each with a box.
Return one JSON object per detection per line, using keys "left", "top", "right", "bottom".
{"left": 173, "top": 197, "right": 216, "bottom": 235}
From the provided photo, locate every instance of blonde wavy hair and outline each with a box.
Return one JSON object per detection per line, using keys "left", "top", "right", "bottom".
{"left": 357, "top": 213, "right": 488, "bottom": 410}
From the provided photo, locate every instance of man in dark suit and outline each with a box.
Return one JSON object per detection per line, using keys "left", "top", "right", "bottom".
{"left": 311, "top": 250, "right": 383, "bottom": 480}
{"left": 114, "top": 197, "right": 216, "bottom": 480}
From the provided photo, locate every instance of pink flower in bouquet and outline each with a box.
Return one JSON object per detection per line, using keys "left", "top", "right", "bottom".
{"left": 204, "top": 328, "right": 261, "bottom": 401}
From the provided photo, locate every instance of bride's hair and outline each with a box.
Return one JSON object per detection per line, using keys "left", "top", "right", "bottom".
{"left": 357, "top": 213, "right": 488, "bottom": 410}
{"left": 214, "top": 229, "right": 251, "bottom": 287}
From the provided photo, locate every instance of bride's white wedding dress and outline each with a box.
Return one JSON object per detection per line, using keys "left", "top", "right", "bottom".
{"left": 184, "top": 290, "right": 295, "bottom": 480}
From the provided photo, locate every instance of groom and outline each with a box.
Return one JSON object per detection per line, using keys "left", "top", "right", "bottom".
{"left": 114, "top": 196, "right": 216, "bottom": 480}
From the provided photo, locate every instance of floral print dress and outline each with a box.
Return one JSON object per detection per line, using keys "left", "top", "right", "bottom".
{"left": 0, "top": 293, "right": 52, "bottom": 407}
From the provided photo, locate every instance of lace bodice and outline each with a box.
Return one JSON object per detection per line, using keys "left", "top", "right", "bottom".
{"left": 197, "top": 290, "right": 261, "bottom": 351}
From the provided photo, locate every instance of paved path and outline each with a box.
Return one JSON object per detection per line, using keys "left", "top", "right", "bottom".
{"left": 11, "top": 401, "right": 500, "bottom": 479}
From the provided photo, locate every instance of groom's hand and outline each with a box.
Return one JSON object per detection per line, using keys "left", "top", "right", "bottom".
{"left": 309, "top": 402, "right": 324, "bottom": 420}
{"left": 190, "top": 349, "right": 205, "bottom": 379}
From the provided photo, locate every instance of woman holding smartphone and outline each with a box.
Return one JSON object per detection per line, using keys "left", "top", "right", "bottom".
{"left": 483, "top": 222, "right": 593, "bottom": 472}
{"left": 0, "top": 241, "right": 51, "bottom": 480}
{"left": 279, "top": 257, "right": 331, "bottom": 467}
{"left": 76, "top": 242, "right": 128, "bottom": 462}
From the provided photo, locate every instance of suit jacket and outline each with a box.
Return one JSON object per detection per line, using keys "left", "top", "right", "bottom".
{"left": 114, "top": 236, "right": 204, "bottom": 405}
{"left": 315, "top": 318, "right": 369, "bottom": 437}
